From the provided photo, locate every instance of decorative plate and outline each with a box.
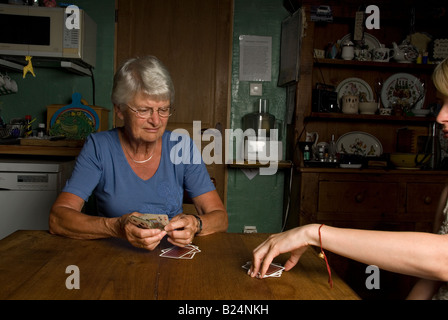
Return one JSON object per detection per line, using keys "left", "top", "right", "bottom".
{"left": 336, "top": 77, "right": 374, "bottom": 106}
{"left": 340, "top": 33, "right": 381, "bottom": 51}
{"left": 336, "top": 131, "right": 383, "bottom": 157}
{"left": 49, "top": 93, "right": 100, "bottom": 140}
{"left": 381, "top": 73, "right": 425, "bottom": 110}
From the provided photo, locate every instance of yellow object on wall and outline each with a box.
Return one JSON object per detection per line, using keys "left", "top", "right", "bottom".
{"left": 23, "top": 56, "right": 36, "bottom": 79}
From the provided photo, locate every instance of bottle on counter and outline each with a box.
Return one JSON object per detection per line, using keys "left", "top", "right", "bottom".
{"left": 37, "top": 123, "right": 46, "bottom": 138}
{"left": 303, "top": 145, "right": 310, "bottom": 161}
{"left": 24, "top": 115, "right": 33, "bottom": 137}
{"left": 329, "top": 134, "right": 337, "bottom": 162}
{"left": 318, "top": 145, "right": 325, "bottom": 162}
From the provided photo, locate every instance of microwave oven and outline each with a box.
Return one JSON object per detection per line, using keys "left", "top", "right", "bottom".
{"left": 0, "top": 4, "right": 96, "bottom": 68}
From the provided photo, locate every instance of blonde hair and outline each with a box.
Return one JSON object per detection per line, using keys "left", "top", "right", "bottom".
{"left": 433, "top": 58, "right": 448, "bottom": 97}
{"left": 111, "top": 56, "right": 175, "bottom": 106}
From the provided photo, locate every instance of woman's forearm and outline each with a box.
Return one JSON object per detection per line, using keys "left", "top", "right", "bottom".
{"left": 197, "top": 209, "right": 228, "bottom": 235}
{"left": 192, "top": 190, "right": 229, "bottom": 235}
{"left": 49, "top": 192, "right": 124, "bottom": 240}
{"left": 49, "top": 205, "right": 123, "bottom": 240}
{"left": 306, "top": 224, "right": 448, "bottom": 281}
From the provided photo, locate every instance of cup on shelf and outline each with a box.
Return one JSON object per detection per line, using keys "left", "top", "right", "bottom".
{"left": 5, "top": 76, "right": 17, "bottom": 93}
{"left": 354, "top": 48, "right": 372, "bottom": 61}
{"left": 1, "top": 75, "right": 18, "bottom": 93}
{"left": 341, "top": 94, "right": 359, "bottom": 114}
{"left": 9, "top": 79, "right": 18, "bottom": 93}
{"left": 372, "top": 46, "right": 393, "bottom": 62}
{"left": 3, "top": 75, "right": 11, "bottom": 89}
{"left": 341, "top": 41, "right": 354, "bottom": 60}
{"left": 313, "top": 49, "right": 325, "bottom": 59}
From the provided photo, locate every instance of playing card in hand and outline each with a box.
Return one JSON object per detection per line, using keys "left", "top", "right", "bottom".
{"left": 129, "top": 214, "right": 169, "bottom": 230}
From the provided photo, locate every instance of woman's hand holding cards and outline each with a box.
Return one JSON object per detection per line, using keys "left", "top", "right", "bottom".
{"left": 124, "top": 212, "right": 167, "bottom": 251}
{"left": 249, "top": 227, "right": 311, "bottom": 278}
{"left": 164, "top": 214, "right": 199, "bottom": 247}
{"left": 123, "top": 212, "right": 200, "bottom": 250}
{"left": 128, "top": 227, "right": 167, "bottom": 251}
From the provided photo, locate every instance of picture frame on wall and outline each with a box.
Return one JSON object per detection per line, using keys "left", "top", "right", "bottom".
{"left": 278, "top": 8, "right": 303, "bottom": 87}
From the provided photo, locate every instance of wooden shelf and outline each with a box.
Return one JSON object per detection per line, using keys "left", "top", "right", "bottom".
{"left": 228, "top": 160, "right": 293, "bottom": 169}
{"left": 298, "top": 166, "right": 448, "bottom": 175}
{"left": 307, "top": 112, "right": 436, "bottom": 122}
{"left": 313, "top": 58, "right": 437, "bottom": 72}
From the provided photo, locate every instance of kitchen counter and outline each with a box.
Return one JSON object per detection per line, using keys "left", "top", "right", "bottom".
{"left": 0, "top": 144, "right": 82, "bottom": 157}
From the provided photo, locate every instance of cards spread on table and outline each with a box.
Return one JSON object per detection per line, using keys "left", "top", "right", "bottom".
{"left": 242, "top": 261, "right": 285, "bottom": 278}
{"left": 160, "top": 244, "right": 201, "bottom": 259}
{"left": 129, "top": 214, "right": 169, "bottom": 230}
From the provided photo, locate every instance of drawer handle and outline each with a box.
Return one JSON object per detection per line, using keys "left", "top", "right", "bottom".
{"left": 424, "top": 196, "right": 432, "bottom": 204}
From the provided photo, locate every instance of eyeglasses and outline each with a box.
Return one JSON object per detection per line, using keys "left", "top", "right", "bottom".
{"left": 124, "top": 104, "right": 173, "bottom": 119}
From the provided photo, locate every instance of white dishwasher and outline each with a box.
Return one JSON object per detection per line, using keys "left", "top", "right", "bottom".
{"left": 0, "top": 159, "right": 74, "bottom": 239}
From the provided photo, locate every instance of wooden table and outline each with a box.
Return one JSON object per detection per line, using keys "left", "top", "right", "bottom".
{"left": 0, "top": 230, "right": 359, "bottom": 300}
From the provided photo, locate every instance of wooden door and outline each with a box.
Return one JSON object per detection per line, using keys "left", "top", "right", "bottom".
{"left": 115, "top": 0, "right": 233, "bottom": 203}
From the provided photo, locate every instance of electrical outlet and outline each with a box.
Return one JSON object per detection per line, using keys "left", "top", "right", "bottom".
{"left": 243, "top": 226, "right": 257, "bottom": 233}
{"left": 250, "top": 83, "right": 262, "bottom": 96}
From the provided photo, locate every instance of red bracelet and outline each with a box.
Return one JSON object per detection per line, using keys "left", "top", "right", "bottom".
{"left": 318, "top": 224, "right": 333, "bottom": 288}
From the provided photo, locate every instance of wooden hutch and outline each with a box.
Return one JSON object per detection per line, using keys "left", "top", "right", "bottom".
{"left": 290, "top": 1, "right": 448, "bottom": 299}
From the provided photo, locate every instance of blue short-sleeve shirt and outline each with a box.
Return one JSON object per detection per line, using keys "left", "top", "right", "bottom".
{"left": 63, "top": 128, "right": 215, "bottom": 219}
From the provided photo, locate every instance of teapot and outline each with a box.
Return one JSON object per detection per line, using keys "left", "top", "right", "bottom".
{"left": 305, "top": 131, "right": 319, "bottom": 145}
{"left": 391, "top": 42, "right": 408, "bottom": 63}
{"left": 391, "top": 42, "right": 418, "bottom": 63}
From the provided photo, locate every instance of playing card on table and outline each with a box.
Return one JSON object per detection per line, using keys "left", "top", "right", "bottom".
{"left": 242, "top": 261, "right": 285, "bottom": 278}
{"left": 160, "top": 244, "right": 201, "bottom": 259}
{"left": 264, "top": 263, "right": 284, "bottom": 277}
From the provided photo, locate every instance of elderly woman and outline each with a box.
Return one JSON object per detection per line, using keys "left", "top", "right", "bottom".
{"left": 49, "top": 56, "right": 228, "bottom": 250}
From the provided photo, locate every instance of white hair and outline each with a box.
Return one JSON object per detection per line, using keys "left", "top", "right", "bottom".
{"left": 111, "top": 56, "right": 175, "bottom": 107}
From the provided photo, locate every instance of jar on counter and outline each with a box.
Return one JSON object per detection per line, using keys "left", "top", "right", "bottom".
{"left": 37, "top": 123, "right": 46, "bottom": 138}
{"left": 341, "top": 40, "right": 354, "bottom": 60}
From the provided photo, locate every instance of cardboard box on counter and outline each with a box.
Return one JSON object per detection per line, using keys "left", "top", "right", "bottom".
{"left": 46, "top": 104, "right": 110, "bottom": 140}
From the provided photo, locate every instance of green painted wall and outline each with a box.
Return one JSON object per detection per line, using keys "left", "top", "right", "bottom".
{"left": 0, "top": 0, "right": 115, "bottom": 128}
{"left": 0, "top": 0, "right": 290, "bottom": 233}
{"left": 227, "top": 0, "right": 289, "bottom": 233}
